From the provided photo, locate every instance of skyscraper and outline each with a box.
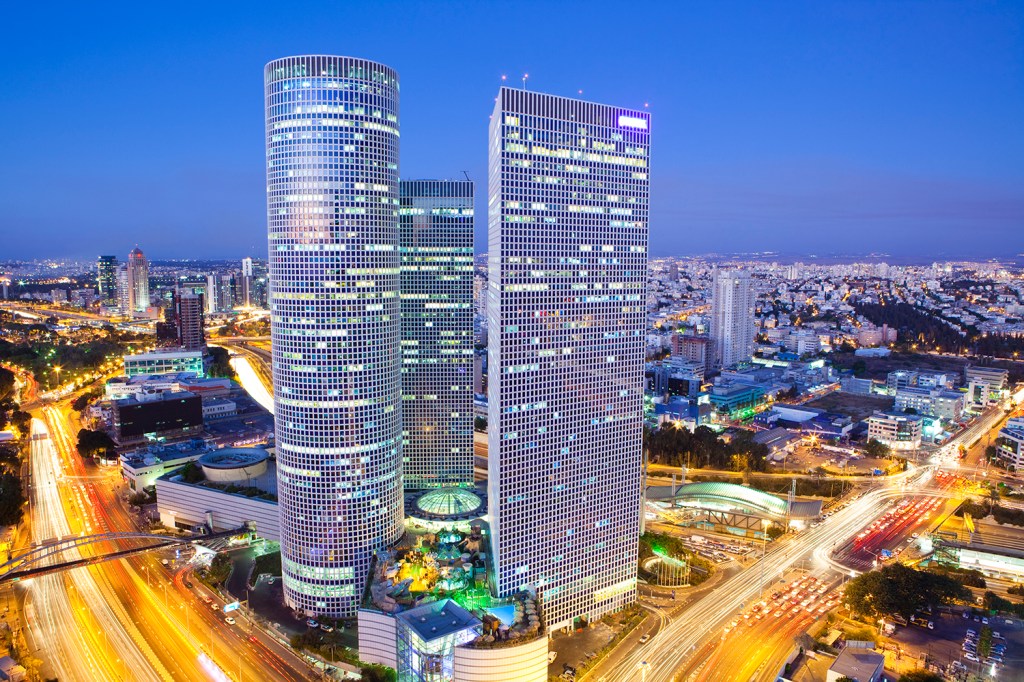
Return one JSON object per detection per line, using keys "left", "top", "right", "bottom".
{"left": 96, "top": 256, "right": 118, "bottom": 305}
{"left": 399, "top": 180, "right": 475, "bottom": 490}
{"left": 709, "top": 269, "right": 755, "bottom": 369}
{"left": 173, "top": 290, "right": 206, "bottom": 351}
{"left": 241, "top": 257, "right": 255, "bottom": 307}
{"left": 116, "top": 264, "right": 130, "bottom": 314}
{"left": 126, "top": 247, "right": 150, "bottom": 314}
{"left": 487, "top": 87, "right": 650, "bottom": 630}
{"left": 265, "top": 55, "right": 403, "bottom": 617}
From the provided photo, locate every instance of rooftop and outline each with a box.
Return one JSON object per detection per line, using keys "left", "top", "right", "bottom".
{"left": 829, "top": 647, "right": 884, "bottom": 679}
{"left": 395, "top": 598, "right": 479, "bottom": 642}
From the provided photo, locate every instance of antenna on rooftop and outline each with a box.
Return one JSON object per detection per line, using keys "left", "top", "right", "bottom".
{"left": 522, "top": 73, "right": 529, "bottom": 90}
{"left": 462, "top": 171, "right": 471, "bottom": 182}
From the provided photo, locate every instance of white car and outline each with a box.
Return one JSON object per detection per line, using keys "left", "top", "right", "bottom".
{"left": 638, "top": 634, "right": 651, "bottom": 644}
{"left": 224, "top": 617, "right": 236, "bottom": 626}
{"left": 548, "top": 651, "right": 557, "bottom": 664}
{"left": 965, "top": 652, "right": 980, "bottom": 662}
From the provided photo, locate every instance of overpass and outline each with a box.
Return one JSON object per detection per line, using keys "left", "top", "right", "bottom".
{"left": 0, "top": 523, "right": 255, "bottom": 584}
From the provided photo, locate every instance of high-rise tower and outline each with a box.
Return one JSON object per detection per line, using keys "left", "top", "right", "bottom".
{"left": 487, "top": 87, "right": 650, "bottom": 630}
{"left": 265, "top": 55, "right": 403, "bottom": 616}
{"left": 709, "top": 269, "right": 755, "bottom": 369}
{"left": 126, "top": 247, "right": 149, "bottom": 314}
{"left": 97, "top": 256, "right": 118, "bottom": 305}
{"left": 399, "top": 180, "right": 475, "bottom": 490}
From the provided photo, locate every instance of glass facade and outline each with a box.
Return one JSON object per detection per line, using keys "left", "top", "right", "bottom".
{"left": 97, "top": 255, "right": 118, "bottom": 305}
{"left": 400, "top": 180, "right": 475, "bottom": 490}
{"left": 265, "top": 55, "right": 404, "bottom": 616}
{"left": 127, "top": 247, "right": 150, "bottom": 314}
{"left": 487, "top": 87, "right": 649, "bottom": 630}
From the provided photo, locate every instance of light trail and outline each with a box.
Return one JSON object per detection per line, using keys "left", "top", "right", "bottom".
{"left": 230, "top": 356, "right": 274, "bottom": 414}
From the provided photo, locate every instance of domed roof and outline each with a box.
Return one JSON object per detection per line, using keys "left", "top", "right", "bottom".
{"left": 414, "top": 488, "right": 482, "bottom": 517}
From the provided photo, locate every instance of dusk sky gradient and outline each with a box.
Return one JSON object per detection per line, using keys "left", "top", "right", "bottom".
{"left": 2, "top": 0, "right": 1022, "bottom": 260}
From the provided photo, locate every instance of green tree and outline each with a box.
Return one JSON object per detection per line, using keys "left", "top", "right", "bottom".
{"left": 863, "top": 438, "right": 891, "bottom": 459}
{"left": 360, "top": 665, "right": 397, "bottom": 682}
{"left": 0, "top": 367, "right": 14, "bottom": 400}
{"left": 844, "top": 564, "right": 971, "bottom": 621}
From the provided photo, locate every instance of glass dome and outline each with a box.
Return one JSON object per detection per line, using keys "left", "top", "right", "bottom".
{"left": 415, "top": 488, "right": 483, "bottom": 517}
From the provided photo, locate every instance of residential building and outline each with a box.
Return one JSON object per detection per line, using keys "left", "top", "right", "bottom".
{"left": 487, "top": 86, "right": 649, "bottom": 630}
{"left": 671, "top": 333, "right": 711, "bottom": 368}
{"left": 866, "top": 412, "right": 923, "bottom": 451}
{"left": 97, "top": 255, "right": 118, "bottom": 305}
{"left": 710, "top": 270, "right": 755, "bottom": 369}
{"left": 399, "top": 179, "right": 475, "bottom": 490}
{"left": 116, "top": 264, "right": 130, "bottom": 314}
{"left": 265, "top": 55, "right": 403, "bottom": 617}
{"left": 166, "top": 290, "right": 206, "bottom": 350}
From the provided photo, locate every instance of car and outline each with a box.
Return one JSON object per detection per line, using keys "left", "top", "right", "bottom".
{"left": 161, "top": 559, "right": 169, "bottom": 566}
{"left": 225, "top": 617, "right": 236, "bottom": 626}
{"left": 963, "top": 611, "right": 971, "bottom": 619}
{"left": 965, "top": 653, "right": 980, "bottom": 662}
{"left": 184, "top": 580, "right": 194, "bottom": 589}
{"left": 548, "top": 651, "right": 558, "bottom": 664}
{"left": 927, "top": 621, "right": 934, "bottom": 630}
{"left": 306, "top": 619, "right": 320, "bottom": 628}
{"left": 982, "top": 617, "right": 990, "bottom": 625}
{"left": 201, "top": 595, "right": 212, "bottom": 604}
{"left": 773, "top": 610, "right": 784, "bottom": 618}
{"left": 993, "top": 631, "right": 1003, "bottom": 640}
{"left": 974, "top": 616, "right": 981, "bottom": 622}
{"left": 967, "top": 629, "right": 977, "bottom": 636}
{"left": 321, "top": 624, "right": 334, "bottom": 633}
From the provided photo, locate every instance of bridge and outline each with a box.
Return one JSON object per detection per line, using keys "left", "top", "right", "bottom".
{"left": 0, "top": 523, "right": 255, "bottom": 584}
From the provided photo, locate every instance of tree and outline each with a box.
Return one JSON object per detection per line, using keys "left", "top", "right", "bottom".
{"left": 985, "top": 445, "right": 998, "bottom": 462}
{"left": 0, "top": 471, "right": 25, "bottom": 526}
{"left": 474, "top": 416, "right": 487, "bottom": 432}
{"left": 360, "top": 665, "right": 397, "bottom": 682}
{"left": 76, "top": 428, "right": 116, "bottom": 459}
{"left": 206, "top": 345, "right": 237, "bottom": 380}
{"left": 863, "top": 439, "right": 891, "bottom": 459}
{"left": 844, "top": 564, "right": 971, "bottom": 621}
{"left": 0, "top": 367, "right": 14, "bottom": 401}
{"left": 898, "top": 672, "right": 944, "bottom": 682}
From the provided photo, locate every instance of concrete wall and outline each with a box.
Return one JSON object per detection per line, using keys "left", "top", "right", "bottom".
{"left": 155, "top": 478, "right": 280, "bottom": 541}
{"left": 356, "top": 609, "right": 398, "bottom": 668}
{"left": 452, "top": 635, "right": 548, "bottom": 682}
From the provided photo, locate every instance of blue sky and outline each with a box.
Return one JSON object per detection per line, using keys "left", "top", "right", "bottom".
{"left": 2, "top": 0, "right": 1022, "bottom": 260}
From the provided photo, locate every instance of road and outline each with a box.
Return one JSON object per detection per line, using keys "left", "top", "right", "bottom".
{"left": 595, "top": 466, "right": 930, "bottom": 682}
{"left": 25, "top": 416, "right": 164, "bottom": 681}
{"left": 22, "top": 401, "right": 315, "bottom": 681}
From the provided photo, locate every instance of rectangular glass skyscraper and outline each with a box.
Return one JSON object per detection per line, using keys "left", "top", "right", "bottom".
{"left": 487, "top": 87, "right": 650, "bottom": 630}
{"left": 399, "top": 180, "right": 475, "bottom": 489}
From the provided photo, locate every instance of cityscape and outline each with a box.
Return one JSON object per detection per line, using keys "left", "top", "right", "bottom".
{"left": 1, "top": 3, "right": 1023, "bottom": 682}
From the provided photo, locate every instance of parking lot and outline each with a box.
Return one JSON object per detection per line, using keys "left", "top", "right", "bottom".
{"left": 886, "top": 608, "right": 1022, "bottom": 679}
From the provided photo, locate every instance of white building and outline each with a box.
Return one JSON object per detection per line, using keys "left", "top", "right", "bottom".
{"left": 399, "top": 180, "right": 475, "bottom": 490}
{"left": 866, "top": 412, "right": 923, "bottom": 451}
{"left": 996, "top": 417, "right": 1024, "bottom": 471}
{"left": 265, "top": 55, "right": 404, "bottom": 617}
{"left": 120, "top": 439, "right": 212, "bottom": 492}
{"left": 126, "top": 247, "right": 150, "bottom": 315}
{"left": 893, "top": 387, "right": 964, "bottom": 422}
{"left": 487, "top": 87, "right": 648, "bottom": 630}
{"left": 710, "top": 270, "right": 755, "bottom": 369}
{"left": 123, "top": 349, "right": 206, "bottom": 378}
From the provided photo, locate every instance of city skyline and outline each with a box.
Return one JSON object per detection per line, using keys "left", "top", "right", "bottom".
{"left": 3, "top": 1, "right": 1022, "bottom": 261}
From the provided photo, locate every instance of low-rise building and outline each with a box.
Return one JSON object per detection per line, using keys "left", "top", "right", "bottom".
{"left": 124, "top": 349, "right": 207, "bottom": 378}
{"left": 120, "top": 439, "right": 212, "bottom": 491}
{"left": 155, "top": 447, "right": 280, "bottom": 540}
{"left": 826, "top": 647, "right": 884, "bottom": 682}
{"left": 111, "top": 391, "right": 203, "bottom": 446}
{"left": 201, "top": 398, "right": 237, "bottom": 420}
{"left": 996, "top": 417, "right": 1024, "bottom": 471}
{"left": 866, "top": 412, "right": 922, "bottom": 451}
{"left": 894, "top": 386, "right": 964, "bottom": 422}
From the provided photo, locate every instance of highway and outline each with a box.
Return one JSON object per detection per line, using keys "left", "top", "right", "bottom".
{"left": 25, "top": 417, "right": 164, "bottom": 681}
{"left": 597, "top": 467, "right": 930, "bottom": 682}
{"left": 23, "top": 401, "right": 315, "bottom": 681}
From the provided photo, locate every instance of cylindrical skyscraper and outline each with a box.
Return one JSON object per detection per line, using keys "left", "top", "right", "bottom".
{"left": 265, "top": 55, "right": 403, "bottom": 616}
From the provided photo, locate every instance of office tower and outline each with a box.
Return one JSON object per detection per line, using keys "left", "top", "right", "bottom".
{"left": 173, "top": 290, "right": 206, "bottom": 350}
{"left": 126, "top": 247, "right": 150, "bottom": 314}
{"left": 205, "top": 274, "right": 219, "bottom": 314}
{"left": 709, "top": 269, "right": 755, "bottom": 369}
{"left": 97, "top": 256, "right": 119, "bottom": 305}
{"left": 218, "top": 274, "right": 236, "bottom": 311}
{"left": 116, "top": 264, "right": 130, "bottom": 314}
{"left": 487, "top": 87, "right": 650, "bottom": 630}
{"left": 399, "top": 180, "right": 475, "bottom": 490}
{"left": 241, "top": 257, "right": 254, "bottom": 307}
{"left": 265, "top": 55, "right": 403, "bottom": 617}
